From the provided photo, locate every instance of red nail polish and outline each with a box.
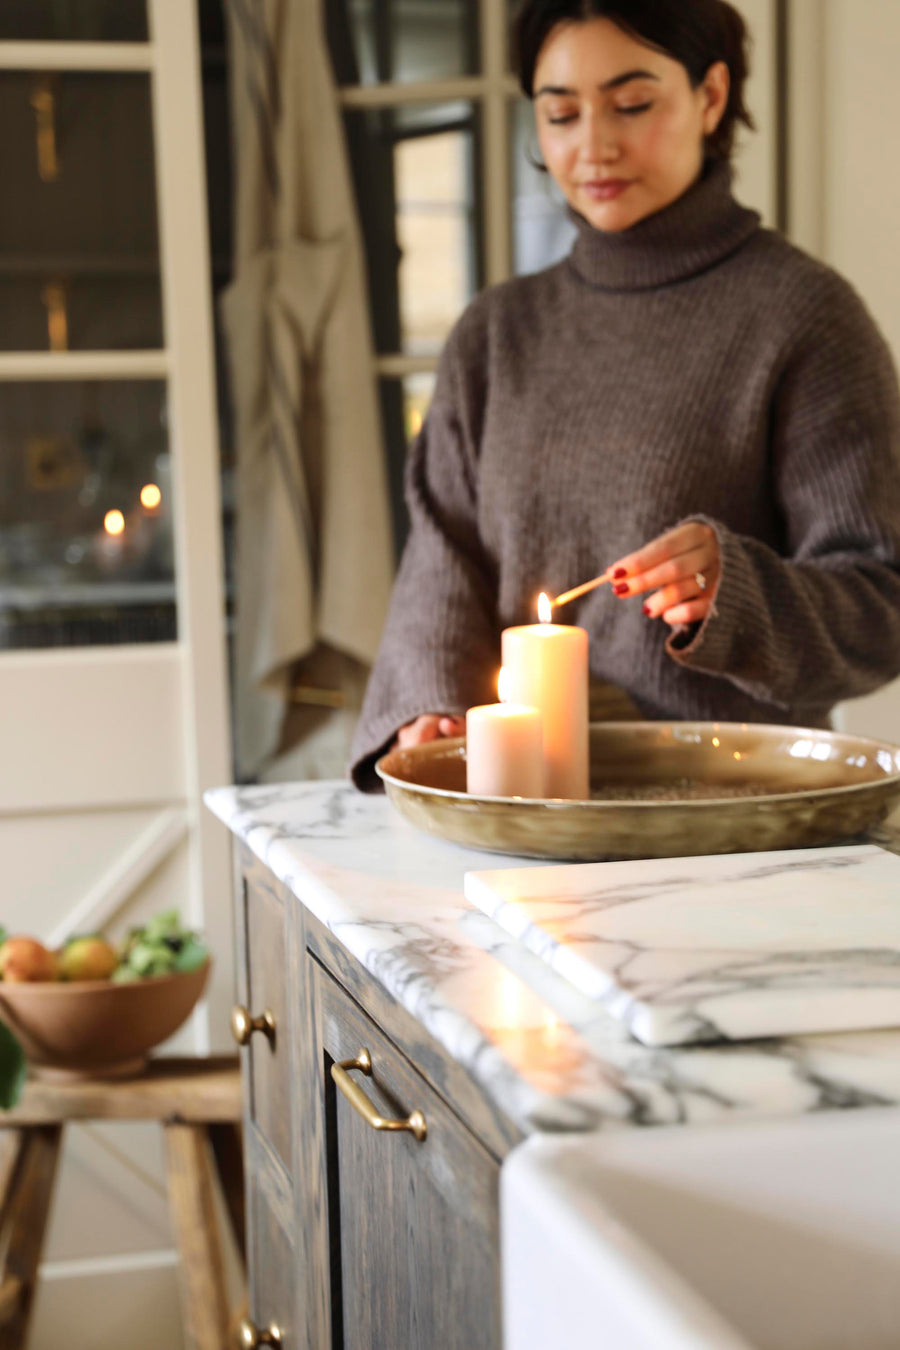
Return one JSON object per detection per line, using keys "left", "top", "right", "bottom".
{"left": 642, "top": 603, "right": 652, "bottom": 617}
{"left": 613, "top": 567, "right": 627, "bottom": 579}
{"left": 613, "top": 582, "right": 629, "bottom": 596}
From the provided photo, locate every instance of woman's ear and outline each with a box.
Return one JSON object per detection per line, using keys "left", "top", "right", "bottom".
{"left": 702, "top": 60, "right": 730, "bottom": 136}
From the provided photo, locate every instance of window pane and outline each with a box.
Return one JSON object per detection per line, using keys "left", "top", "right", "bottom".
{"left": 346, "top": 102, "right": 483, "bottom": 356}
{"left": 328, "top": 0, "right": 480, "bottom": 87}
{"left": 0, "top": 73, "right": 162, "bottom": 350}
{"left": 511, "top": 99, "right": 577, "bottom": 276}
{"left": 0, "top": 1, "right": 147, "bottom": 41}
{"left": 0, "top": 381, "right": 176, "bottom": 650}
{"left": 379, "top": 372, "right": 437, "bottom": 555}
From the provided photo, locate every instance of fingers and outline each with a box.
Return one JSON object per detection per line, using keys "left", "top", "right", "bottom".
{"left": 656, "top": 597, "right": 714, "bottom": 627}
{"left": 397, "top": 715, "right": 442, "bottom": 748}
{"left": 397, "top": 714, "right": 465, "bottom": 748}
{"left": 610, "top": 523, "right": 713, "bottom": 585}
{"left": 642, "top": 573, "right": 710, "bottom": 620}
{"left": 618, "top": 545, "right": 714, "bottom": 598}
{"left": 438, "top": 716, "right": 466, "bottom": 737}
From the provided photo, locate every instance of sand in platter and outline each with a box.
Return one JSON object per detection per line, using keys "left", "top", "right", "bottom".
{"left": 589, "top": 779, "right": 781, "bottom": 802}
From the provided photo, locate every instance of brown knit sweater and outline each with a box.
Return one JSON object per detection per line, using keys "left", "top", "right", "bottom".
{"left": 351, "top": 159, "right": 900, "bottom": 791}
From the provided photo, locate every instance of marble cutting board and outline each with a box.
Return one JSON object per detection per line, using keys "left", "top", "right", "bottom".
{"left": 464, "top": 844, "right": 900, "bottom": 1046}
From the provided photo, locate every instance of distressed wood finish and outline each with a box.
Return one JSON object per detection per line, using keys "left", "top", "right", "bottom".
{"left": 0, "top": 1061, "right": 244, "bottom": 1349}
{"left": 315, "top": 963, "right": 503, "bottom": 1350}
{"left": 165, "top": 1122, "right": 232, "bottom": 1350}
{"left": 237, "top": 842, "right": 515, "bottom": 1350}
{"left": 1, "top": 1056, "right": 241, "bottom": 1125}
{"left": 0, "top": 1125, "right": 62, "bottom": 1350}
{"left": 244, "top": 874, "right": 293, "bottom": 1174}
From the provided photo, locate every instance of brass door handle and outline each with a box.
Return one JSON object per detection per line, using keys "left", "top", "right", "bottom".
{"left": 231, "top": 1005, "right": 276, "bottom": 1047}
{"left": 238, "top": 1318, "right": 282, "bottom": 1348}
{"left": 331, "top": 1048, "right": 427, "bottom": 1143}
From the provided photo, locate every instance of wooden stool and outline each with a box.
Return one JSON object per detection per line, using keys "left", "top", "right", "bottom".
{"left": 0, "top": 1056, "right": 244, "bottom": 1350}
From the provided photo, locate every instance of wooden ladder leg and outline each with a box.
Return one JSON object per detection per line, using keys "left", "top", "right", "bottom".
{"left": 165, "top": 1122, "right": 231, "bottom": 1350}
{"left": 207, "top": 1122, "right": 245, "bottom": 1270}
{"left": 0, "top": 1125, "right": 63, "bottom": 1350}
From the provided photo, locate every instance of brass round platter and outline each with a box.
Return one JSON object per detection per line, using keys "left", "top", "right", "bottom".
{"left": 376, "top": 722, "right": 900, "bottom": 862}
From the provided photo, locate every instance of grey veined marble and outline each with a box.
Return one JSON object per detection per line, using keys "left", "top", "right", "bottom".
{"left": 206, "top": 781, "right": 900, "bottom": 1136}
{"left": 464, "top": 846, "right": 900, "bottom": 1047}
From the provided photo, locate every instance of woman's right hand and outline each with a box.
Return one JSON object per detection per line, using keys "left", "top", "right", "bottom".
{"left": 397, "top": 714, "right": 465, "bottom": 748}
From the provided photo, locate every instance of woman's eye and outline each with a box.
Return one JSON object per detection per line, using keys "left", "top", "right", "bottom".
{"left": 617, "top": 102, "right": 653, "bottom": 116}
{"left": 546, "top": 112, "right": 578, "bottom": 126}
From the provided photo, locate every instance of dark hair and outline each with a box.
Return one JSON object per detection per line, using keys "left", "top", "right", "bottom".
{"left": 514, "top": 0, "right": 755, "bottom": 161}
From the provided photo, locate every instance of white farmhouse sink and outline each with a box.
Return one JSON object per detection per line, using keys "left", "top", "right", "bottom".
{"left": 502, "top": 1108, "right": 900, "bottom": 1350}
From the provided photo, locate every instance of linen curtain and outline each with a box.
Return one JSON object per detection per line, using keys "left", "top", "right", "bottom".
{"left": 222, "top": 0, "right": 394, "bottom": 778}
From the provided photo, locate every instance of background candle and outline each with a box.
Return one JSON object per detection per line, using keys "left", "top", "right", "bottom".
{"left": 502, "top": 617, "right": 589, "bottom": 799}
{"left": 466, "top": 701, "right": 543, "bottom": 798}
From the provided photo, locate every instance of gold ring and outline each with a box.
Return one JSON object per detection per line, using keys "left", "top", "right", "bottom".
{"left": 695, "top": 571, "right": 708, "bottom": 591}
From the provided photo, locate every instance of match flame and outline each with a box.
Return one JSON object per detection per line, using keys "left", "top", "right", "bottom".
{"left": 104, "top": 509, "right": 125, "bottom": 537}
{"left": 537, "top": 592, "right": 552, "bottom": 624}
{"left": 497, "top": 667, "right": 509, "bottom": 703}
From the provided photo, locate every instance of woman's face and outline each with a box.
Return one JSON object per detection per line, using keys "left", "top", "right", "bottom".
{"left": 533, "top": 17, "right": 730, "bottom": 233}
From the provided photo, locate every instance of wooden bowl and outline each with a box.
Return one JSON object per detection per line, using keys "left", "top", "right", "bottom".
{"left": 0, "top": 961, "right": 210, "bottom": 1080}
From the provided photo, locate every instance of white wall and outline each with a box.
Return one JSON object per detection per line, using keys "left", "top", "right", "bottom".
{"left": 791, "top": 0, "right": 900, "bottom": 740}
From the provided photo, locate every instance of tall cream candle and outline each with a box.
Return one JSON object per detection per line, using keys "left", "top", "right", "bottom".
{"left": 502, "top": 596, "right": 589, "bottom": 799}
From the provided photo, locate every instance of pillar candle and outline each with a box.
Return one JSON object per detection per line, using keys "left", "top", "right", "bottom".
{"left": 466, "top": 701, "right": 543, "bottom": 798}
{"left": 502, "top": 608, "right": 589, "bottom": 799}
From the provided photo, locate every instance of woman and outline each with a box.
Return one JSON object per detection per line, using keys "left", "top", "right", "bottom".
{"left": 350, "top": 0, "right": 900, "bottom": 791}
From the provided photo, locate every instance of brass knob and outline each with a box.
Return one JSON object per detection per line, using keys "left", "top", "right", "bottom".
{"left": 238, "top": 1318, "right": 282, "bottom": 1348}
{"left": 231, "top": 1005, "right": 276, "bottom": 1047}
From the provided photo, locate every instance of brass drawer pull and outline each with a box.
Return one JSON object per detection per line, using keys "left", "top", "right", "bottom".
{"left": 331, "top": 1048, "right": 427, "bottom": 1143}
{"left": 231, "top": 1005, "right": 276, "bottom": 1047}
{"left": 238, "top": 1318, "right": 282, "bottom": 1348}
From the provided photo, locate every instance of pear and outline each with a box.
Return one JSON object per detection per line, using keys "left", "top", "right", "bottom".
{"left": 0, "top": 936, "right": 58, "bottom": 983}
{"left": 57, "top": 936, "right": 118, "bottom": 982}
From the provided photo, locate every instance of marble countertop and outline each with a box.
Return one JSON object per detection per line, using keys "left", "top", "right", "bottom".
{"left": 206, "top": 781, "right": 900, "bottom": 1137}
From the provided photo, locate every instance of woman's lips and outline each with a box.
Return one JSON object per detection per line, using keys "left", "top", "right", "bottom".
{"left": 581, "top": 179, "right": 633, "bottom": 201}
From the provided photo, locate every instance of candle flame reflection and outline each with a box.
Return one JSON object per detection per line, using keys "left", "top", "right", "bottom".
{"left": 103, "top": 509, "right": 125, "bottom": 537}
{"left": 497, "top": 667, "right": 509, "bottom": 703}
{"left": 537, "top": 592, "right": 552, "bottom": 624}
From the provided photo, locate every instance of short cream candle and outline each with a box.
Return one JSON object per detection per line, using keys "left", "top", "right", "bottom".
{"left": 502, "top": 596, "right": 589, "bottom": 799}
{"left": 466, "top": 691, "right": 543, "bottom": 799}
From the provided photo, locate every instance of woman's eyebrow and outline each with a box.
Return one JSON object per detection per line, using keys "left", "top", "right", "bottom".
{"left": 534, "top": 69, "right": 661, "bottom": 98}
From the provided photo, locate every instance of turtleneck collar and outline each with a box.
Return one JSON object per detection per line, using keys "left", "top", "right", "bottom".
{"left": 567, "top": 157, "right": 761, "bottom": 292}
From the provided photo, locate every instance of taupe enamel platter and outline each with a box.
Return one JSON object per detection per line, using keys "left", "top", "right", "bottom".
{"left": 376, "top": 722, "right": 900, "bottom": 861}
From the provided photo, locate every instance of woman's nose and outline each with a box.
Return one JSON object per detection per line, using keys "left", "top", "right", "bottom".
{"left": 578, "top": 112, "right": 619, "bottom": 164}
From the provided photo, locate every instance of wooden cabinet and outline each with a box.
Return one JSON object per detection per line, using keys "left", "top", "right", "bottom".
{"left": 234, "top": 847, "right": 508, "bottom": 1350}
{"left": 315, "top": 962, "right": 502, "bottom": 1350}
{"left": 241, "top": 876, "right": 292, "bottom": 1176}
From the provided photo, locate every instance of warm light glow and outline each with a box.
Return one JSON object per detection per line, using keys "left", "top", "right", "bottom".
{"left": 733, "top": 751, "right": 742, "bottom": 761}
{"left": 537, "top": 592, "right": 552, "bottom": 624}
{"left": 409, "top": 408, "right": 423, "bottom": 437}
{"left": 497, "top": 667, "right": 509, "bottom": 703}
{"left": 712, "top": 737, "right": 720, "bottom": 748}
{"left": 103, "top": 509, "right": 125, "bottom": 536}
{"left": 140, "top": 482, "right": 161, "bottom": 510}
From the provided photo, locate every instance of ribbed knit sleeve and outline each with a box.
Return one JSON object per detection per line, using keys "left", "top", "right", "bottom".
{"left": 349, "top": 310, "right": 498, "bottom": 790}
{"left": 670, "top": 274, "right": 900, "bottom": 713}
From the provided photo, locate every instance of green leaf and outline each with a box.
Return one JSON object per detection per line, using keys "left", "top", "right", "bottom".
{"left": 173, "top": 938, "right": 209, "bottom": 974}
{"left": 0, "top": 1021, "right": 26, "bottom": 1110}
{"left": 141, "top": 910, "right": 181, "bottom": 944}
{"left": 111, "top": 965, "right": 141, "bottom": 984}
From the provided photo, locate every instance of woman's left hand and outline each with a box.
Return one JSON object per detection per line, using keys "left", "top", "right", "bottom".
{"left": 608, "top": 522, "right": 720, "bottom": 626}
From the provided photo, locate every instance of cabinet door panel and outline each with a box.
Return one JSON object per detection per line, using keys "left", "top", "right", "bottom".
{"left": 246, "top": 1145, "right": 296, "bottom": 1348}
{"left": 244, "top": 877, "right": 292, "bottom": 1176}
{"left": 316, "top": 964, "right": 502, "bottom": 1350}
